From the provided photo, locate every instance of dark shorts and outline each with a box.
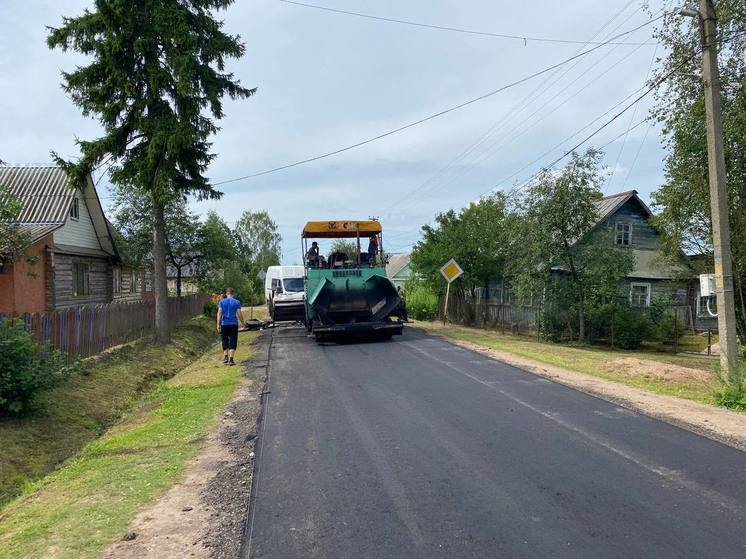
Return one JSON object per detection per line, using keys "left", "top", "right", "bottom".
{"left": 221, "top": 324, "right": 239, "bottom": 350}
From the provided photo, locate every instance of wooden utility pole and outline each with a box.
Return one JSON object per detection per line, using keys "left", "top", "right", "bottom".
{"left": 698, "top": 0, "right": 740, "bottom": 384}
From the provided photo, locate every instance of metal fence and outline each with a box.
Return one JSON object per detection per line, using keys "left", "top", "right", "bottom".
{"left": 442, "top": 290, "right": 710, "bottom": 352}
{"left": 0, "top": 293, "right": 209, "bottom": 359}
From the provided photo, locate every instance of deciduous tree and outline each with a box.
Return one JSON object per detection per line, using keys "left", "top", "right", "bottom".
{"left": 0, "top": 185, "right": 33, "bottom": 269}
{"left": 233, "top": 210, "right": 282, "bottom": 297}
{"left": 648, "top": 0, "right": 746, "bottom": 336}
{"left": 509, "top": 149, "right": 634, "bottom": 341}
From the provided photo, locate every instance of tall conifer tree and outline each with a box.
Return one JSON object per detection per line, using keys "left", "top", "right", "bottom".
{"left": 48, "top": 0, "right": 254, "bottom": 343}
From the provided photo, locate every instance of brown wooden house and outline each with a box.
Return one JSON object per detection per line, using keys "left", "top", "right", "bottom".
{"left": 0, "top": 166, "right": 151, "bottom": 313}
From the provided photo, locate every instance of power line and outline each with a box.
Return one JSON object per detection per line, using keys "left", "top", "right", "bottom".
{"left": 376, "top": 1, "right": 645, "bottom": 216}
{"left": 479, "top": 52, "right": 699, "bottom": 200}
{"left": 212, "top": 14, "right": 665, "bottom": 187}
{"left": 278, "top": 0, "right": 656, "bottom": 46}
{"left": 388, "top": 34, "right": 653, "bottom": 215}
{"left": 603, "top": 41, "right": 660, "bottom": 193}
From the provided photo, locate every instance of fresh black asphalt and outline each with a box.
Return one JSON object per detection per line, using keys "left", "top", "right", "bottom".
{"left": 244, "top": 326, "right": 746, "bottom": 558}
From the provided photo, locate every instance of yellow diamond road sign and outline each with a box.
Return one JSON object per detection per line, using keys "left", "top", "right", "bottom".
{"left": 439, "top": 259, "right": 463, "bottom": 283}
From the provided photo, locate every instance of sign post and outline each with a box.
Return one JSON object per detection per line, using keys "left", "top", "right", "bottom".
{"left": 439, "top": 259, "right": 463, "bottom": 325}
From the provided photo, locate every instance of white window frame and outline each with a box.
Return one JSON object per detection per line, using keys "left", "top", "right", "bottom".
{"left": 629, "top": 282, "right": 651, "bottom": 307}
{"left": 69, "top": 197, "right": 80, "bottom": 221}
{"left": 615, "top": 221, "right": 632, "bottom": 246}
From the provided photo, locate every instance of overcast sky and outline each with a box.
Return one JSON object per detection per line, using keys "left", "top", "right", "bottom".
{"left": 0, "top": 0, "right": 673, "bottom": 262}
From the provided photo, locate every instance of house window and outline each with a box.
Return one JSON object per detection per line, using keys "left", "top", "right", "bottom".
{"left": 113, "top": 267, "right": 121, "bottom": 294}
{"left": 73, "top": 263, "right": 90, "bottom": 296}
{"left": 629, "top": 282, "right": 651, "bottom": 307}
{"left": 69, "top": 197, "right": 80, "bottom": 220}
{"left": 129, "top": 271, "right": 139, "bottom": 293}
{"left": 672, "top": 289, "right": 687, "bottom": 306}
{"left": 144, "top": 270, "right": 152, "bottom": 292}
{"left": 615, "top": 222, "right": 631, "bottom": 246}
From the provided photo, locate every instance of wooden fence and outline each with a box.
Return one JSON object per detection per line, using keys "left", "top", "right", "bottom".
{"left": 443, "top": 295, "right": 540, "bottom": 334}
{"left": 0, "top": 293, "right": 209, "bottom": 359}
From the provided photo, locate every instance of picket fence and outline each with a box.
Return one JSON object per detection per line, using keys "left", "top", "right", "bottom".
{"left": 0, "top": 293, "right": 209, "bottom": 359}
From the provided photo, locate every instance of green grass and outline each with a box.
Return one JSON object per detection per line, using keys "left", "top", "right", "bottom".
{"left": 0, "top": 317, "right": 215, "bottom": 507}
{"left": 0, "top": 326, "right": 259, "bottom": 559}
{"left": 414, "top": 321, "right": 723, "bottom": 405}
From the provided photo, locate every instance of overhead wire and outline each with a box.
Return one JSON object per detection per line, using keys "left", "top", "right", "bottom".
{"left": 277, "top": 0, "right": 656, "bottom": 46}
{"left": 603, "top": 42, "right": 661, "bottom": 193}
{"left": 211, "top": 13, "right": 666, "bottom": 187}
{"left": 384, "top": 12, "right": 657, "bottom": 217}
{"left": 376, "top": 1, "right": 644, "bottom": 216}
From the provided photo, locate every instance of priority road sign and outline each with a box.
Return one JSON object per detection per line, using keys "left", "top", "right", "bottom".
{"left": 439, "top": 259, "right": 463, "bottom": 283}
{"left": 439, "top": 259, "right": 463, "bottom": 325}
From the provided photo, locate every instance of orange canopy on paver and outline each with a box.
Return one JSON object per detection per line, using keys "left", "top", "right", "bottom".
{"left": 302, "top": 220, "right": 382, "bottom": 238}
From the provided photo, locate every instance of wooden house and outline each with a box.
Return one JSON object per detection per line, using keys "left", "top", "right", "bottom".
{"left": 0, "top": 166, "right": 151, "bottom": 313}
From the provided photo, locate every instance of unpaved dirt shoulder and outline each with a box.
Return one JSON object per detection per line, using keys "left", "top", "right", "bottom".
{"left": 104, "top": 333, "right": 270, "bottom": 559}
{"left": 430, "top": 333, "right": 746, "bottom": 452}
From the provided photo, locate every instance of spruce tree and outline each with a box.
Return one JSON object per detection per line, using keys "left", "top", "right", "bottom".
{"left": 48, "top": 0, "right": 254, "bottom": 343}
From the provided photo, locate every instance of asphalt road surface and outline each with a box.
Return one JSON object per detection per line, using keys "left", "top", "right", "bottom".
{"left": 244, "top": 326, "right": 746, "bottom": 558}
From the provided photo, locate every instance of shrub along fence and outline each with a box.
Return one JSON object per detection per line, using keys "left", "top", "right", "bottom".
{"left": 0, "top": 293, "right": 209, "bottom": 359}
{"left": 442, "top": 290, "right": 703, "bottom": 351}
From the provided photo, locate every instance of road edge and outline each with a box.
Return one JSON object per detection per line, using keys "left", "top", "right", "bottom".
{"left": 420, "top": 329, "right": 746, "bottom": 452}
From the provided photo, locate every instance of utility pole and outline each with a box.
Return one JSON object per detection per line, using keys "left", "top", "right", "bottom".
{"left": 694, "top": 0, "right": 740, "bottom": 384}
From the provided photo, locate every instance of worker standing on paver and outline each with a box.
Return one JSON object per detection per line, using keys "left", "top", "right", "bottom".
{"left": 216, "top": 287, "right": 245, "bottom": 366}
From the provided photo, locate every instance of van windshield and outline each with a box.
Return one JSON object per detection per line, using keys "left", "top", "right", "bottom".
{"left": 283, "top": 277, "right": 304, "bottom": 292}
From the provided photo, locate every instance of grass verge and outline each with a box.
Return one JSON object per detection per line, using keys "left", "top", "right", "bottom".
{"left": 0, "top": 327, "right": 259, "bottom": 559}
{"left": 0, "top": 317, "right": 215, "bottom": 507}
{"left": 414, "top": 321, "right": 723, "bottom": 405}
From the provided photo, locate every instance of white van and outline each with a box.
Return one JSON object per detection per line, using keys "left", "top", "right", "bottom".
{"left": 265, "top": 265, "right": 305, "bottom": 322}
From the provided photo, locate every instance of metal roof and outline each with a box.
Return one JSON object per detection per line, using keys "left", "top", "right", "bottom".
{"left": 19, "top": 223, "right": 64, "bottom": 243}
{"left": 593, "top": 190, "right": 652, "bottom": 224}
{"left": 386, "top": 253, "right": 411, "bottom": 278}
{"left": 0, "top": 166, "right": 74, "bottom": 224}
{"left": 0, "top": 165, "right": 117, "bottom": 257}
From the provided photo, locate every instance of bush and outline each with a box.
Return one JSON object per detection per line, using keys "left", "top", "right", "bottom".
{"left": 0, "top": 320, "right": 76, "bottom": 415}
{"left": 655, "top": 312, "right": 684, "bottom": 343}
{"left": 539, "top": 307, "right": 565, "bottom": 343}
{"left": 715, "top": 385, "right": 746, "bottom": 411}
{"left": 586, "top": 302, "right": 653, "bottom": 349}
{"left": 405, "top": 280, "right": 439, "bottom": 321}
{"left": 203, "top": 299, "right": 217, "bottom": 318}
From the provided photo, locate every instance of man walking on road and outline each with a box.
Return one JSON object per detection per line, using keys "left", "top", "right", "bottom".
{"left": 216, "top": 288, "right": 245, "bottom": 366}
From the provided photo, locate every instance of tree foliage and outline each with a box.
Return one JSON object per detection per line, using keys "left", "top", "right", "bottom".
{"left": 0, "top": 185, "right": 33, "bottom": 268}
{"left": 197, "top": 211, "right": 255, "bottom": 302}
{"left": 112, "top": 189, "right": 210, "bottom": 296}
{"left": 510, "top": 149, "right": 634, "bottom": 341}
{"left": 649, "top": 0, "right": 746, "bottom": 335}
{"left": 233, "top": 210, "right": 282, "bottom": 300}
{"left": 48, "top": 0, "right": 254, "bottom": 343}
{"left": 411, "top": 193, "right": 513, "bottom": 295}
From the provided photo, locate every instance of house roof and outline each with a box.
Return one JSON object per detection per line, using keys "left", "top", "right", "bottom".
{"left": 0, "top": 165, "right": 117, "bottom": 255}
{"left": 386, "top": 253, "right": 411, "bottom": 278}
{"left": 0, "top": 166, "right": 74, "bottom": 225}
{"left": 594, "top": 190, "right": 652, "bottom": 223}
{"left": 19, "top": 223, "right": 62, "bottom": 242}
